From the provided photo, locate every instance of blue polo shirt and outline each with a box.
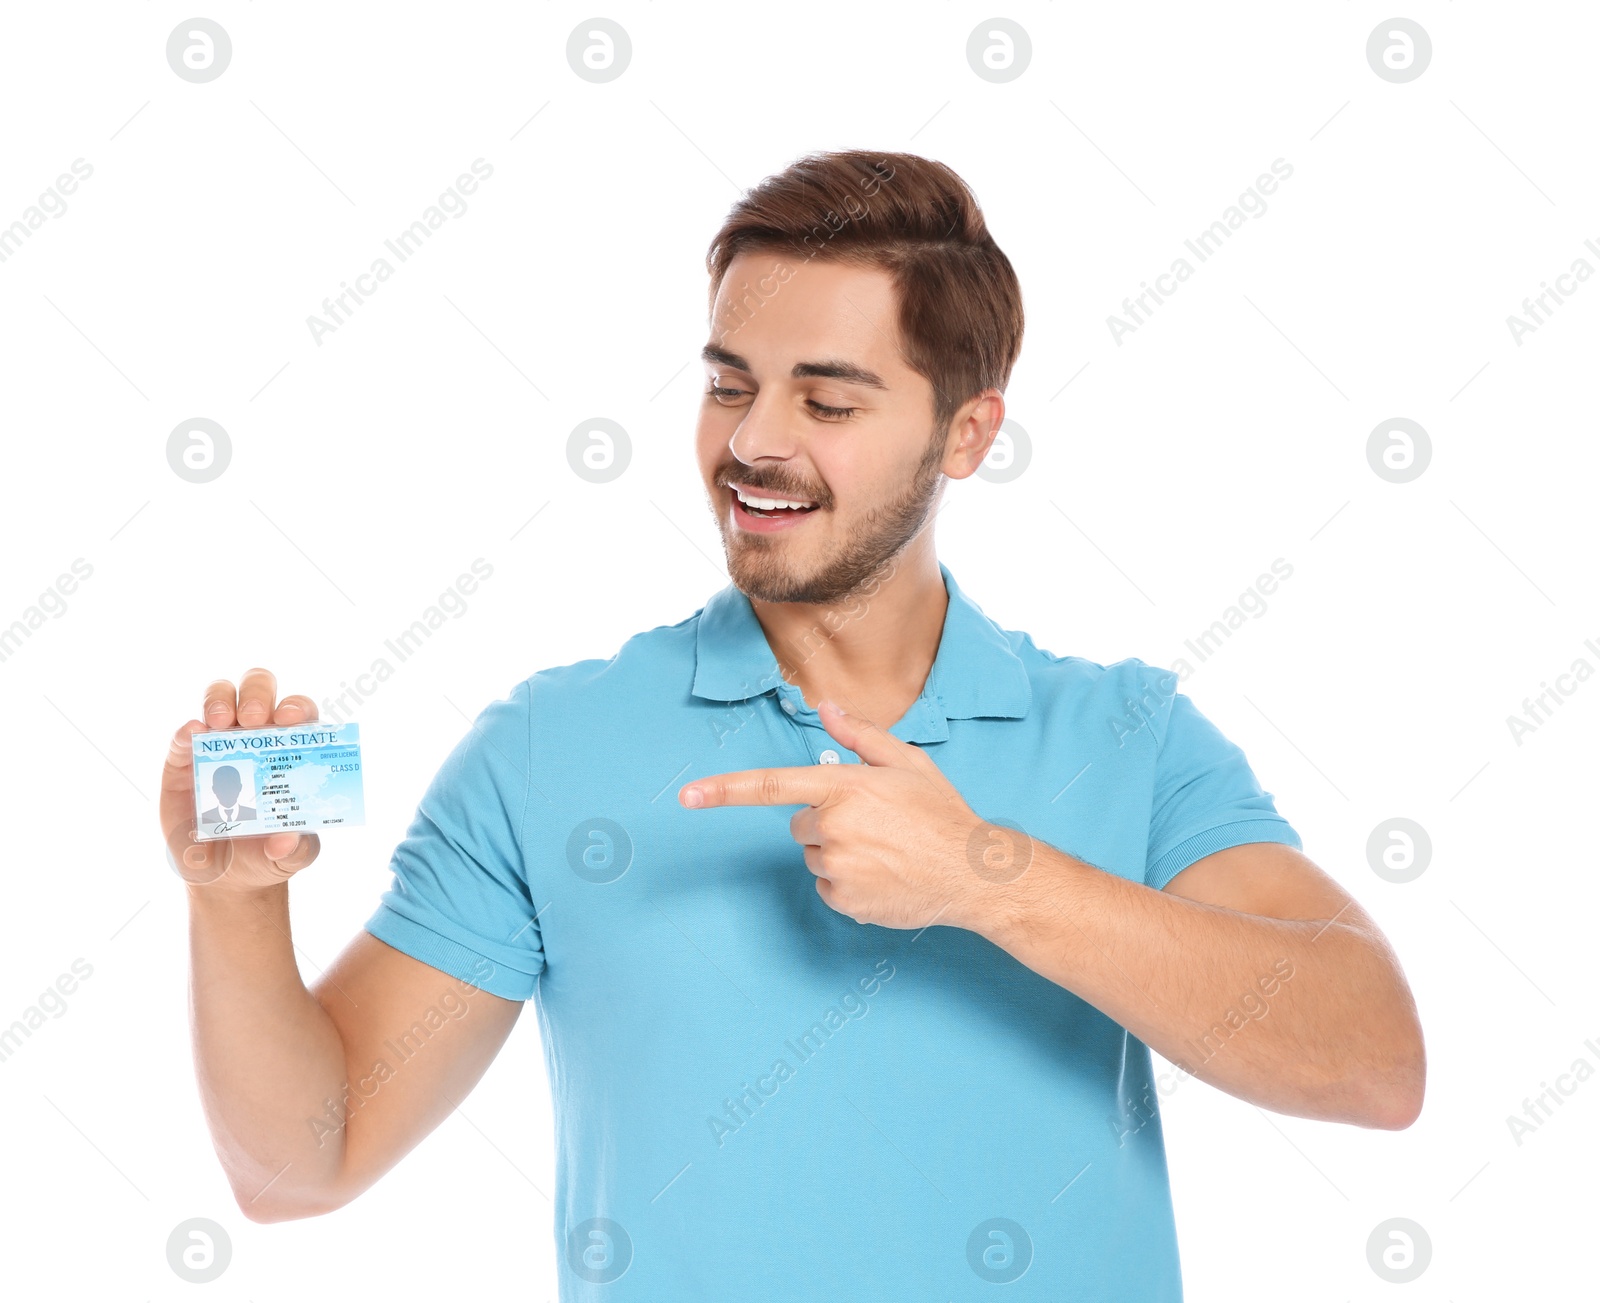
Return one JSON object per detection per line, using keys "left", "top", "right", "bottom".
{"left": 364, "top": 561, "right": 1301, "bottom": 1301}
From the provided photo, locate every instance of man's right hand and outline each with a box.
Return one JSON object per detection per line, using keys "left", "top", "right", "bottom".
{"left": 162, "top": 666, "right": 323, "bottom": 891}
{"left": 166, "top": 666, "right": 526, "bottom": 1224}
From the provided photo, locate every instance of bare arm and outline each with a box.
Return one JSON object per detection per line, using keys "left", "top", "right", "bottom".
{"left": 168, "top": 669, "right": 523, "bottom": 1222}
{"left": 974, "top": 840, "right": 1425, "bottom": 1129}
{"left": 678, "top": 701, "right": 1425, "bottom": 1131}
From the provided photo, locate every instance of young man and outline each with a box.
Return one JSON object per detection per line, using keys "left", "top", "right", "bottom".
{"left": 162, "top": 150, "right": 1423, "bottom": 1301}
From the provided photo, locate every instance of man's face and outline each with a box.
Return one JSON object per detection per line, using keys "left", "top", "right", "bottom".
{"left": 696, "top": 252, "right": 963, "bottom": 606}
{"left": 213, "top": 770, "right": 241, "bottom": 805}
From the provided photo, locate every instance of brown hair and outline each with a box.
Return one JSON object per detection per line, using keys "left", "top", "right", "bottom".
{"left": 704, "top": 150, "right": 1024, "bottom": 434}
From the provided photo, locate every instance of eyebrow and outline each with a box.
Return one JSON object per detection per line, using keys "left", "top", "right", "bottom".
{"left": 700, "top": 344, "right": 888, "bottom": 390}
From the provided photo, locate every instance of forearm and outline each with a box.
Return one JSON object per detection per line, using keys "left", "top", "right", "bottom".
{"left": 973, "top": 844, "right": 1424, "bottom": 1128}
{"left": 186, "top": 882, "right": 352, "bottom": 1220}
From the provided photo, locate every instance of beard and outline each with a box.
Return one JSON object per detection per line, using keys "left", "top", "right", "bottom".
{"left": 710, "top": 428, "right": 947, "bottom": 606}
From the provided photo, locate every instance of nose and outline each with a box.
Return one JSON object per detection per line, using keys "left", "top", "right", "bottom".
{"left": 726, "top": 393, "right": 803, "bottom": 469}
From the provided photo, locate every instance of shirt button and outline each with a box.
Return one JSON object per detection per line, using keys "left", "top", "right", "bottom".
{"left": 781, "top": 697, "right": 797, "bottom": 715}
{"left": 818, "top": 749, "right": 840, "bottom": 764}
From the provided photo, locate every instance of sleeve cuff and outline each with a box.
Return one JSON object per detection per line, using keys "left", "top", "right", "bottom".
{"left": 1146, "top": 819, "right": 1303, "bottom": 891}
{"left": 364, "top": 903, "right": 540, "bottom": 1002}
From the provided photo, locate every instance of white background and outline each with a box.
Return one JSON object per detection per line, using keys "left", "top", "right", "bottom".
{"left": 1, "top": 2, "right": 1594, "bottom": 1298}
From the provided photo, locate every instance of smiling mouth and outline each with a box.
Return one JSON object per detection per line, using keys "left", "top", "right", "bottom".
{"left": 725, "top": 481, "right": 822, "bottom": 519}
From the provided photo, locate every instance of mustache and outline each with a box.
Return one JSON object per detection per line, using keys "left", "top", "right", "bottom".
{"left": 716, "top": 470, "right": 829, "bottom": 507}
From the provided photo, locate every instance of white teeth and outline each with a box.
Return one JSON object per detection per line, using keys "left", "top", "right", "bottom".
{"left": 734, "top": 486, "right": 815, "bottom": 511}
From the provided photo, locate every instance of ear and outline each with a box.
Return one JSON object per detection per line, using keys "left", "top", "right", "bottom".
{"left": 941, "top": 389, "right": 1007, "bottom": 482}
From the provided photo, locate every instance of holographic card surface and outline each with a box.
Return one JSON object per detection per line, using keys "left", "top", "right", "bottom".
{"left": 191, "top": 722, "right": 364, "bottom": 841}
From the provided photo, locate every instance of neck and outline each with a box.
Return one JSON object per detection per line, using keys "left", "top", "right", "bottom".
{"left": 747, "top": 534, "right": 948, "bottom": 728}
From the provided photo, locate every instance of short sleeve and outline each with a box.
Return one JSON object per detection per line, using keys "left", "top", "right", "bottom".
{"left": 364, "top": 680, "right": 545, "bottom": 999}
{"left": 1144, "top": 687, "right": 1302, "bottom": 890}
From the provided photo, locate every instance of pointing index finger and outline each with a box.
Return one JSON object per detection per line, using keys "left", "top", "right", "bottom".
{"left": 682, "top": 765, "right": 846, "bottom": 809}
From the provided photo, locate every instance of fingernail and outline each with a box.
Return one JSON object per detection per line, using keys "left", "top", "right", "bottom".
{"left": 682, "top": 787, "right": 704, "bottom": 808}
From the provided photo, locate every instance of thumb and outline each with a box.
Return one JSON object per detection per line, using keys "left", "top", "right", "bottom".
{"left": 817, "top": 699, "right": 929, "bottom": 771}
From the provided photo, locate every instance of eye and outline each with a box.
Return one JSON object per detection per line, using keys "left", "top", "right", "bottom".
{"left": 704, "top": 378, "right": 857, "bottom": 420}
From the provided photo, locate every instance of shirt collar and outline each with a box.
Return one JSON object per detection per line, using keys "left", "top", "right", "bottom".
{"left": 691, "top": 560, "right": 1031, "bottom": 743}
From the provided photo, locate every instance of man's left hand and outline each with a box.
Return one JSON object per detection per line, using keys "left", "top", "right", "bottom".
{"left": 680, "top": 699, "right": 1018, "bottom": 930}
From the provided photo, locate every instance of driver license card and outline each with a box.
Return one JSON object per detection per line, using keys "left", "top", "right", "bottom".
{"left": 191, "top": 722, "right": 365, "bottom": 841}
